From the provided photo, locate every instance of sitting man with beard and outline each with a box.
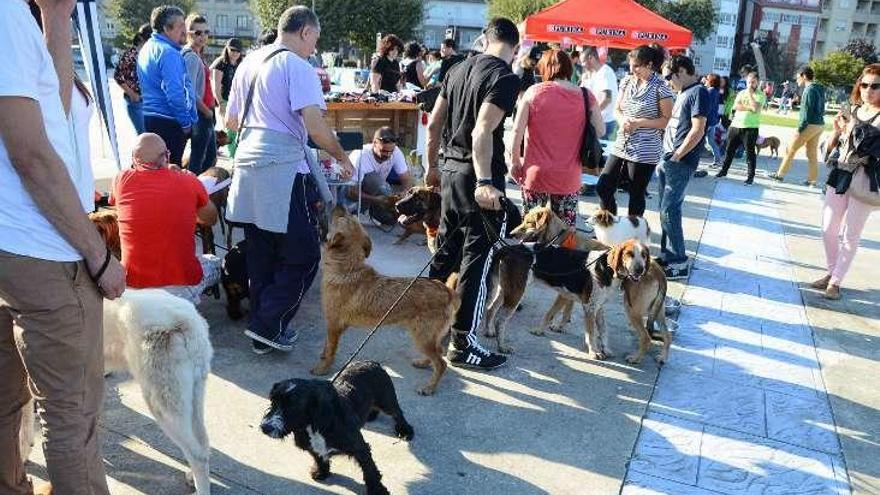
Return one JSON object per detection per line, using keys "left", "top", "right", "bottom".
{"left": 348, "top": 127, "right": 414, "bottom": 212}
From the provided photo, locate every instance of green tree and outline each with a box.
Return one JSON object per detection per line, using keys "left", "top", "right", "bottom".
{"left": 314, "top": 0, "right": 423, "bottom": 56}
{"left": 811, "top": 50, "right": 866, "bottom": 88}
{"left": 736, "top": 32, "right": 796, "bottom": 81}
{"left": 486, "top": 0, "right": 716, "bottom": 42}
{"left": 251, "top": 0, "right": 291, "bottom": 34}
{"left": 487, "top": 0, "right": 554, "bottom": 23}
{"left": 107, "top": 0, "right": 195, "bottom": 49}
{"left": 649, "top": 0, "right": 717, "bottom": 42}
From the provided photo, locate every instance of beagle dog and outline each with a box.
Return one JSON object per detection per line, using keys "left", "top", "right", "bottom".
{"left": 607, "top": 239, "right": 671, "bottom": 365}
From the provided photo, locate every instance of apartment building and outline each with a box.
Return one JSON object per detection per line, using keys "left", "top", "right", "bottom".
{"left": 732, "top": 0, "right": 821, "bottom": 75}
{"left": 421, "top": 0, "right": 488, "bottom": 49}
{"left": 816, "top": 0, "right": 880, "bottom": 56}
{"left": 690, "top": 0, "right": 741, "bottom": 76}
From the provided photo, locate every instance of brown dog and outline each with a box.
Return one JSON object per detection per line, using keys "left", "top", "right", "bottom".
{"left": 312, "top": 206, "right": 460, "bottom": 396}
{"left": 607, "top": 239, "right": 671, "bottom": 365}
{"left": 757, "top": 136, "right": 781, "bottom": 158}
{"left": 89, "top": 209, "right": 121, "bottom": 260}
{"left": 394, "top": 186, "right": 441, "bottom": 252}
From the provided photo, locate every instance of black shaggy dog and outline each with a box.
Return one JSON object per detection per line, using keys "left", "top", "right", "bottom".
{"left": 260, "top": 361, "right": 413, "bottom": 495}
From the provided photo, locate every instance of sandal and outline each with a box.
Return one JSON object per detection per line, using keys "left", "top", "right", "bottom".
{"left": 810, "top": 275, "right": 830, "bottom": 290}
{"left": 824, "top": 284, "right": 841, "bottom": 300}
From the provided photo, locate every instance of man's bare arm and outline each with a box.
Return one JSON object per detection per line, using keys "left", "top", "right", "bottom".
{"left": 471, "top": 102, "right": 507, "bottom": 180}
{"left": 39, "top": 0, "right": 75, "bottom": 115}
{"left": 0, "top": 97, "right": 125, "bottom": 297}
{"left": 425, "top": 95, "right": 449, "bottom": 186}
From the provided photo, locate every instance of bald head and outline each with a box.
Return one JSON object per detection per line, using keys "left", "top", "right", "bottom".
{"left": 132, "top": 133, "right": 169, "bottom": 168}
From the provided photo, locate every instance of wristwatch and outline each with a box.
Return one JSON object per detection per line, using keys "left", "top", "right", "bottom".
{"left": 475, "top": 178, "right": 493, "bottom": 187}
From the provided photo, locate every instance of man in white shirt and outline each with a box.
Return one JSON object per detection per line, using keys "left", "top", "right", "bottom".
{"left": 0, "top": 1, "right": 125, "bottom": 493}
{"left": 580, "top": 46, "right": 619, "bottom": 139}
{"left": 349, "top": 127, "right": 413, "bottom": 205}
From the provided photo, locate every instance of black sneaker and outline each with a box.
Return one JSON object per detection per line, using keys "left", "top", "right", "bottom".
{"left": 251, "top": 339, "right": 274, "bottom": 355}
{"left": 715, "top": 171, "right": 727, "bottom": 178}
{"left": 769, "top": 173, "right": 784, "bottom": 182}
{"left": 244, "top": 328, "right": 299, "bottom": 352}
{"left": 664, "top": 263, "right": 691, "bottom": 281}
{"left": 744, "top": 178, "right": 754, "bottom": 186}
{"left": 447, "top": 339, "right": 507, "bottom": 370}
{"left": 693, "top": 170, "right": 708, "bottom": 178}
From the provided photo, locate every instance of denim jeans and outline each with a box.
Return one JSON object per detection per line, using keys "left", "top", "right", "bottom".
{"left": 603, "top": 120, "right": 617, "bottom": 142}
{"left": 189, "top": 113, "right": 217, "bottom": 176}
{"left": 705, "top": 123, "right": 724, "bottom": 165}
{"left": 657, "top": 158, "right": 698, "bottom": 264}
{"left": 125, "top": 98, "right": 144, "bottom": 135}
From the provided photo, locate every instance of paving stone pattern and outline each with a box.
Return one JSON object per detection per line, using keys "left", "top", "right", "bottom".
{"left": 622, "top": 181, "right": 851, "bottom": 495}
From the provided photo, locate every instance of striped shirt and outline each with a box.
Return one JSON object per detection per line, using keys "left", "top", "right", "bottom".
{"left": 611, "top": 73, "right": 674, "bottom": 164}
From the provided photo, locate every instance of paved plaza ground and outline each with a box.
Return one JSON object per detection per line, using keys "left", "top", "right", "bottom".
{"left": 22, "top": 92, "right": 880, "bottom": 494}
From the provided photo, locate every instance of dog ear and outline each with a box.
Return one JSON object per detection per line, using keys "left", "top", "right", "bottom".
{"left": 607, "top": 243, "right": 624, "bottom": 276}
{"left": 362, "top": 234, "right": 372, "bottom": 258}
{"left": 327, "top": 231, "right": 346, "bottom": 249}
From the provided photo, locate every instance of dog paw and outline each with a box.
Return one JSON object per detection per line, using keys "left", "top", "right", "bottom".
{"left": 395, "top": 422, "right": 415, "bottom": 441}
{"left": 367, "top": 485, "right": 391, "bottom": 495}
{"left": 625, "top": 353, "right": 643, "bottom": 365}
{"left": 655, "top": 355, "right": 667, "bottom": 367}
{"left": 310, "top": 465, "right": 331, "bottom": 481}
{"left": 185, "top": 470, "right": 194, "bottom": 487}
{"left": 411, "top": 358, "right": 431, "bottom": 369}
{"left": 498, "top": 344, "right": 515, "bottom": 355}
{"left": 416, "top": 384, "right": 437, "bottom": 396}
{"left": 590, "top": 351, "right": 608, "bottom": 361}
{"left": 548, "top": 323, "right": 566, "bottom": 333}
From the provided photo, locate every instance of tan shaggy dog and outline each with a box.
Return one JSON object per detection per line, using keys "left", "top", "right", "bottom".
{"left": 311, "top": 206, "right": 460, "bottom": 396}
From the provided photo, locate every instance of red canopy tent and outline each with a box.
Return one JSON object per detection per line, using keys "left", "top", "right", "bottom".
{"left": 521, "top": 0, "right": 693, "bottom": 50}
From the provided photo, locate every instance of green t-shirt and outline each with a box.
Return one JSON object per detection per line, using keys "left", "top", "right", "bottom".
{"left": 730, "top": 89, "right": 765, "bottom": 128}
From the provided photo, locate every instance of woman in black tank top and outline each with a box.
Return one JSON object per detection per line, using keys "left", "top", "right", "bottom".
{"left": 402, "top": 42, "right": 426, "bottom": 89}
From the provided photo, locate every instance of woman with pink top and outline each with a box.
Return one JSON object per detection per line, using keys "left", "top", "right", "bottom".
{"left": 814, "top": 64, "right": 880, "bottom": 300}
{"left": 511, "top": 49, "right": 605, "bottom": 225}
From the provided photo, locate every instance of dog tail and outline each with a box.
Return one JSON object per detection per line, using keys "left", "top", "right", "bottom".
{"left": 114, "top": 289, "right": 214, "bottom": 370}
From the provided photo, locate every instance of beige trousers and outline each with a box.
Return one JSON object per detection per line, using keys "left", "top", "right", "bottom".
{"left": 0, "top": 249, "right": 109, "bottom": 495}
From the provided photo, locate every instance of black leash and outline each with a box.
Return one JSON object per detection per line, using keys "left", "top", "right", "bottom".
{"left": 330, "top": 214, "right": 467, "bottom": 384}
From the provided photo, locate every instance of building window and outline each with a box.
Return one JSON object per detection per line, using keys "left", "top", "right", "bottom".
{"left": 216, "top": 15, "right": 228, "bottom": 28}
{"left": 836, "top": 21, "right": 849, "bottom": 31}
{"left": 694, "top": 55, "right": 702, "bottom": 66}
{"left": 236, "top": 15, "right": 251, "bottom": 30}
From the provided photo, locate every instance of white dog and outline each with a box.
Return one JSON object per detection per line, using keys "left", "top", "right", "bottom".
{"left": 20, "top": 289, "right": 213, "bottom": 495}
{"left": 591, "top": 209, "right": 651, "bottom": 247}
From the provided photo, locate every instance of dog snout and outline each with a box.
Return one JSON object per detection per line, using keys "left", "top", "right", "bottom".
{"left": 260, "top": 412, "right": 286, "bottom": 439}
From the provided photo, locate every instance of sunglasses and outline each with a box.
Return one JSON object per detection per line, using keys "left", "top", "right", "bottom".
{"left": 229, "top": 47, "right": 240, "bottom": 53}
{"left": 377, "top": 137, "right": 396, "bottom": 144}
{"left": 860, "top": 82, "right": 880, "bottom": 90}
{"left": 189, "top": 29, "right": 210, "bottom": 37}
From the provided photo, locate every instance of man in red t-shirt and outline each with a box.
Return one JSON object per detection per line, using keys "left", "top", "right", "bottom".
{"left": 111, "top": 133, "right": 220, "bottom": 304}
